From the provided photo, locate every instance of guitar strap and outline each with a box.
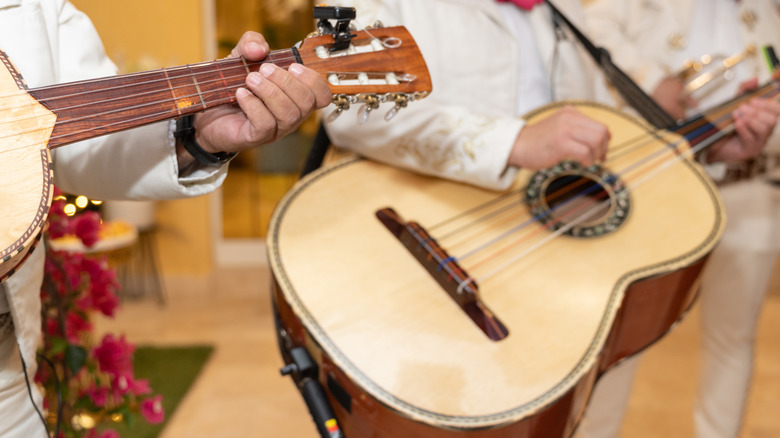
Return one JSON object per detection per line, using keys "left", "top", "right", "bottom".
{"left": 545, "top": 0, "right": 680, "bottom": 130}
{"left": 301, "top": 122, "right": 331, "bottom": 178}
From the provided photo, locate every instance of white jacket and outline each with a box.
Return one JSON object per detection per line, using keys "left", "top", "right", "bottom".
{"left": 584, "top": 0, "right": 780, "bottom": 99}
{"left": 0, "top": 0, "right": 226, "bottom": 383}
{"left": 323, "top": 0, "right": 613, "bottom": 190}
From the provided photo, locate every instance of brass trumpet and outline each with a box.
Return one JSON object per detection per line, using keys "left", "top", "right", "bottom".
{"left": 677, "top": 44, "right": 757, "bottom": 98}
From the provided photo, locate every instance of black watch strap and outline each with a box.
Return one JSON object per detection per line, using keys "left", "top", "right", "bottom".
{"left": 174, "top": 115, "right": 236, "bottom": 167}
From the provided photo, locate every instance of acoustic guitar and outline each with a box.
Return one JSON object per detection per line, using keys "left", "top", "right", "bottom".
{"left": 268, "top": 80, "right": 780, "bottom": 436}
{"left": 0, "top": 25, "right": 431, "bottom": 282}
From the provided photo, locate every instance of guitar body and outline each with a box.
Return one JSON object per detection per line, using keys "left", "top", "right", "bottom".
{"left": 268, "top": 102, "right": 725, "bottom": 436}
{"left": 0, "top": 53, "right": 56, "bottom": 281}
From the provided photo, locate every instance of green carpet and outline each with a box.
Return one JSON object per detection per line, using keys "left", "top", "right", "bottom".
{"left": 104, "top": 345, "right": 214, "bottom": 437}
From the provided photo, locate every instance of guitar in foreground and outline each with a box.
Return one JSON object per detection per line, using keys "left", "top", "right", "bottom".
{"left": 268, "top": 95, "right": 752, "bottom": 436}
{"left": 0, "top": 16, "right": 431, "bottom": 281}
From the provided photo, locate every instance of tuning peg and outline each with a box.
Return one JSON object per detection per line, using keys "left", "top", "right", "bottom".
{"left": 384, "top": 105, "right": 399, "bottom": 122}
{"left": 357, "top": 95, "right": 380, "bottom": 124}
{"left": 384, "top": 94, "right": 409, "bottom": 122}
{"left": 358, "top": 104, "right": 372, "bottom": 124}
{"left": 326, "top": 95, "right": 351, "bottom": 124}
{"left": 326, "top": 108, "right": 344, "bottom": 124}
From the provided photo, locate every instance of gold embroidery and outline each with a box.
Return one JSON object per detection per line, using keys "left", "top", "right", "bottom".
{"left": 741, "top": 10, "right": 757, "bottom": 31}
{"left": 668, "top": 33, "right": 686, "bottom": 50}
{"left": 392, "top": 114, "right": 500, "bottom": 175}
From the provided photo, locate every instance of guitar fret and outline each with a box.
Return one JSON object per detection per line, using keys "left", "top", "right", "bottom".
{"left": 161, "top": 68, "right": 182, "bottom": 118}
{"left": 186, "top": 64, "right": 208, "bottom": 111}
{"left": 162, "top": 65, "right": 205, "bottom": 114}
{"left": 213, "top": 60, "right": 233, "bottom": 105}
{"left": 186, "top": 62, "right": 238, "bottom": 111}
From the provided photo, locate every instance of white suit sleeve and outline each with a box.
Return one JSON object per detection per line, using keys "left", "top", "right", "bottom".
{"left": 50, "top": 0, "right": 226, "bottom": 200}
{"left": 323, "top": 0, "right": 523, "bottom": 191}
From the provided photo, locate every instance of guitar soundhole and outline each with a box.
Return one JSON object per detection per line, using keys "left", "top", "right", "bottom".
{"left": 525, "top": 161, "right": 630, "bottom": 238}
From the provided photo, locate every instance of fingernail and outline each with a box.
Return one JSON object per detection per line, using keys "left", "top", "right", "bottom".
{"left": 236, "top": 87, "right": 251, "bottom": 98}
{"left": 289, "top": 63, "right": 303, "bottom": 75}
{"left": 260, "top": 63, "right": 274, "bottom": 77}
{"left": 248, "top": 41, "right": 263, "bottom": 53}
{"left": 247, "top": 72, "right": 262, "bottom": 87}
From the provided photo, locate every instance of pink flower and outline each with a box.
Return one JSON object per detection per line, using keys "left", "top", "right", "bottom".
{"left": 86, "top": 258, "right": 120, "bottom": 317}
{"left": 46, "top": 194, "right": 69, "bottom": 239}
{"left": 59, "top": 252, "right": 86, "bottom": 292}
{"left": 93, "top": 334, "right": 134, "bottom": 378}
{"left": 130, "top": 378, "right": 152, "bottom": 396}
{"left": 65, "top": 311, "right": 93, "bottom": 343}
{"left": 85, "top": 429, "right": 120, "bottom": 438}
{"left": 140, "top": 395, "right": 165, "bottom": 424}
{"left": 87, "top": 385, "right": 109, "bottom": 407}
{"left": 72, "top": 211, "right": 102, "bottom": 247}
{"left": 44, "top": 318, "right": 62, "bottom": 338}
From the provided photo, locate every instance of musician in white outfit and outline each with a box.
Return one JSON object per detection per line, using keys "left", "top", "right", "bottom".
{"left": 579, "top": 0, "right": 780, "bottom": 436}
{"left": 0, "top": 1, "right": 330, "bottom": 436}
{"left": 321, "top": 0, "right": 780, "bottom": 436}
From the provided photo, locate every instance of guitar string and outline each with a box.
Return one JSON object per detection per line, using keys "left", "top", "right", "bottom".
{"left": 0, "top": 53, "right": 294, "bottom": 103}
{"left": 0, "top": 26, "right": 405, "bottom": 152}
{"left": 430, "top": 125, "right": 681, "bottom": 246}
{"left": 434, "top": 79, "right": 780, "bottom": 250}
{"left": 452, "top": 125, "right": 728, "bottom": 293}
{"left": 455, "top": 126, "right": 704, "bottom": 264}
{"left": 0, "top": 55, "right": 302, "bottom": 153}
{"left": 433, "top": 100, "right": 755, "bottom": 290}
{"left": 522, "top": 80, "right": 780, "bottom": 218}
{"left": 427, "top": 81, "right": 777, "bottom": 238}
{"left": 0, "top": 36, "right": 417, "bottom": 154}
{"left": 525, "top": 81, "right": 780, "bottom": 222}
{"left": 473, "top": 127, "right": 730, "bottom": 286}
{"left": 466, "top": 131, "right": 709, "bottom": 272}
{"left": 434, "top": 126, "right": 682, "bottom": 254}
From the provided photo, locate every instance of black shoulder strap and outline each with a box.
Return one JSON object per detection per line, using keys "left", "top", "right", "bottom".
{"left": 545, "top": 0, "right": 679, "bottom": 130}
{"left": 300, "top": 121, "right": 331, "bottom": 178}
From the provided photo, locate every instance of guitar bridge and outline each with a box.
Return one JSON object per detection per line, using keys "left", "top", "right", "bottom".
{"left": 376, "top": 208, "right": 509, "bottom": 341}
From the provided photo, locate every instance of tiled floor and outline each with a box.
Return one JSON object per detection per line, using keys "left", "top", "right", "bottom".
{"left": 94, "top": 262, "right": 780, "bottom": 438}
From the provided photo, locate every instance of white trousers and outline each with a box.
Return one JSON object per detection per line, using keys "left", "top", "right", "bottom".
{"left": 575, "top": 179, "right": 780, "bottom": 438}
{"left": 0, "top": 315, "right": 49, "bottom": 438}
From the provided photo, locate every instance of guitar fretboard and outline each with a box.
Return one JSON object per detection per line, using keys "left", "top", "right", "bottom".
{"left": 29, "top": 49, "right": 298, "bottom": 149}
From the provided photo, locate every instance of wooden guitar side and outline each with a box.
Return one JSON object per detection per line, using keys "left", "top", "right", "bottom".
{"left": 268, "top": 102, "right": 725, "bottom": 435}
{"left": 0, "top": 54, "right": 56, "bottom": 281}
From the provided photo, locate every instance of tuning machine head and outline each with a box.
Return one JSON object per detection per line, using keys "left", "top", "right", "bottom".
{"left": 357, "top": 94, "right": 381, "bottom": 124}
{"left": 326, "top": 91, "right": 431, "bottom": 124}
{"left": 326, "top": 94, "right": 353, "bottom": 123}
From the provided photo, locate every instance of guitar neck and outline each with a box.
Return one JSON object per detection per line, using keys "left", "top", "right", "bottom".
{"left": 21, "top": 25, "right": 431, "bottom": 150}
{"left": 676, "top": 76, "right": 780, "bottom": 149}
{"left": 30, "top": 49, "right": 299, "bottom": 149}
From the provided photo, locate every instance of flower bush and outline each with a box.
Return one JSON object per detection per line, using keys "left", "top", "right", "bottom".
{"left": 37, "top": 187, "right": 164, "bottom": 437}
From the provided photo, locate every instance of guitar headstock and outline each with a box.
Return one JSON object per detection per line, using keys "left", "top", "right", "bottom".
{"left": 297, "top": 24, "right": 432, "bottom": 122}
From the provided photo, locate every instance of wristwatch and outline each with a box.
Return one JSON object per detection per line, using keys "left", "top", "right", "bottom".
{"left": 174, "top": 115, "right": 236, "bottom": 167}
